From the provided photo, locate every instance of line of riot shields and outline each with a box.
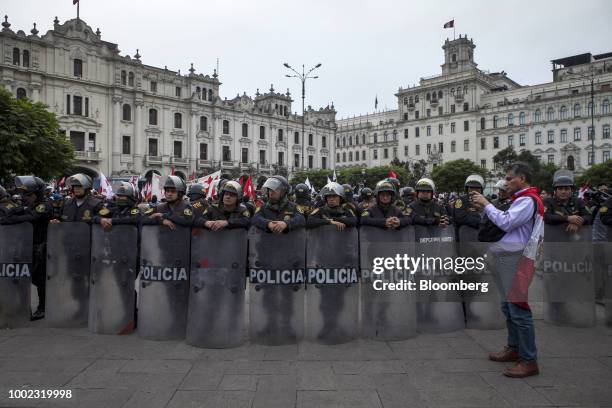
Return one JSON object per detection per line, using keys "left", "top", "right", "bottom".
{"left": 1, "top": 222, "right": 610, "bottom": 347}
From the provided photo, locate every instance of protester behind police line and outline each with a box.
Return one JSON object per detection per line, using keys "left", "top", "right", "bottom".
{"left": 294, "top": 183, "right": 316, "bottom": 219}
{"left": 478, "top": 180, "right": 512, "bottom": 243}
{"left": 141, "top": 176, "right": 194, "bottom": 229}
{"left": 93, "top": 182, "right": 142, "bottom": 230}
{"left": 453, "top": 174, "right": 485, "bottom": 229}
{"left": 543, "top": 170, "right": 592, "bottom": 233}
{"left": 408, "top": 178, "right": 451, "bottom": 227}
{"left": 471, "top": 162, "right": 544, "bottom": 378}
{"left": 187, "top": 184, "right": 209, "bottom": 220}
{"left": 252, "top": 175, "right": 305, "bottom": 233}
{"left": 1, "top": 177, "right": 54, "bottom": 320}
{"left": 361, "top": 180, "right": 410, "bottom": 229}
{"left": 307, "top": 182, "right": 357, "bottom": 230}
{"left": 193, "top": 181, "right": 249, "bottom": 230}
{"left": 50, "top": 174, "right": 104, "bottom": 224}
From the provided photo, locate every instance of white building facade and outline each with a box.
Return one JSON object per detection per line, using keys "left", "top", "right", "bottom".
{"left": 336, "top": 35, "right": 612, "bottom": 176}
{"left": 0, "top": 16, "right": 337, "bottom": 181}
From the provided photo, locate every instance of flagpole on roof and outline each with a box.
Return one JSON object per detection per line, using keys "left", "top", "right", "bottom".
{"left": 453, "top": 17, "right": 455, "bottom": 40}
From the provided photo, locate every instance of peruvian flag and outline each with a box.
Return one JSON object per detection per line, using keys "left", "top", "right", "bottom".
{"left": 96, "top": 172, "right": 114, "bottom": 199}
{"left": 443, "top": 20, "right": 454, "bottom": 29}
{"left": 141, "top": 182, "right": 151, "bottom": 201}
{"left": 196, "top": 170, "right": 221, "bottom": 199}
{"left": 241, "top": 176, "right": 256, "bottom": 201}
{"left": 170, "top": 166, "right": 176, "bottom": 176}
{"left": 388, "top": 170, "right": 398, "bottom": 178}
{"left": 578, "top": 184, "right": 589, "bottom": 199}
{"left": 151, "top": 173, "right": 163, "bottom": 199}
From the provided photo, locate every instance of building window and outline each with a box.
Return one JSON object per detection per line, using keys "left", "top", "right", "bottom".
{"left": 121, "top": 70, "right": 127, "bottom": 86}
{"left": 404, "top": 129, "right": 409, "bottom": 139}
{"left": 174, "top": 141, "right": 182, "bottom": 158}
{"left": 426, "top": 109, "right": 431, "bottom": 117}
{"left": 242, "top": 123, "right": 248, "bottom": 138}
{"left": 588, "top": 126, "right": 595, "bottom": 141}
{"left": 66, "top": 94, "right": 71, "bottom": 115}
{"left": 560, "top": 129, "right": 567, "bottom": 143}
{"left": 588, "top": 102, "right": 594, "bottom": 116}
{"left": 148, "top": 138, "right": 158, "bottom": 156}
{"left": 241, "top": 148, "right": 249, "bottom": 163}
{"left": 520, "top": 133, "right": 526, "bottom": 146}
{"left": 223, "top": 120, "right": 230, "bottom": 134}
{"left": 199, "top": 116, "right": 208, "bottom": 131}
{"left": 362, "top": 150, "right": 366, "bottom": 160}
{"left": 415, "top": 111, "right": 419, "bottom": 119}
{"left": 383, "top": 148, "right": 388, "bottom": 158}
{"left": 480, "top": 117, "right": 486, "bottom": 130}
{"left": 16, "top": 88, "right": 27, "bottom": 100}
{"left": 415, "top": 127, "right": 420, "bottom": 138}
{"left": 426, "top": 126, "right": 431, "bottom": 136}
{"left": 535, "top": 131, "right": 542, "bottom": 144}
{"left": 88, "top": 133, "right": 96, "bottom": 151}
{"left": 373, "top": 150, "right": 378, "bottom": 160}
{"left": 150, "top": 81, "right": 157, "bottom": 93}
{"left": 603, "top": 125, "right": 610, "bottom": 139}
{"left": 602, "top": 151, "right": 610, "bottom": 162}
{"left": 519, "top": 112, "right": 526, "bottom": 125}
{"left": 122, "top": 104, "right": 131, "bottom": 121}
{"left": 69, "top": 131, "right": 85, "bottom": 151}
{"left": 508, "top": 135, "right": 514, "bottom": 147}
{"left": 208, "top": 89, "right": 213, "bottom": 101}
{"left": 451, "top": 141, "right": 456, "bottom": 152}
{"left": 480, "top": 138, "right": 486, "bottom": 150}
{"left": 574, "top": 103, "right": 581, "bottom": 117}
{"left": 308, "top": 155, "right": 313, "bottom": 168}
{"left": 403, "top": 113, "right": 408, "bottom": 120}
{"left": 415, "top": 145, "right": 420, "bottom": 156}
{"left": 12, "top": 47, "right": 20, "bottom": 65}
{"left": 322, "top": 135, "right": 327, "bottom": 148}
{"left": 200, "top": 143, "right": 208, "bottom": 160}
{"left": 463, "top": 120, "right": 469, "bottom": 131}
{"left": 174, "top": 112, "right": 182, "bottom": 129}
{"left": 451, "top": 104, "right": 455, "bottom": 114}
{"left": 308, "top": 133, "right": 313, "bottom": 146}
{"left": 260, "top": 150, "right": 266, "bottom": 165}
{"left": 426, "top": 144, "right": 431, "bottom": 154}
{"left": 546, "top": 107, "right": 555, "bottom": 121}
{"left": 322, "top": 157, "right": 327, "bottom": 169}
{"left": 574, "top": 128, "right": 581, "bottom": 141}
{"left": 146, "top": 109, "right": 157, "bottom": 125}
{"left": 534, "top": 109, "right": 541, "bottom": 122}
{"left": 260, "top": 126, "right": 266, "bottom": 140}
{"left": 128, "top": 72, "right": 134, "bottom": 87}
{"left": 588, "top": 151, "right": 594, "bottom": 165}
{"left": 508, "top": 113, "right": 514, "bottom": 126}
{"left": 222, "top": 145, "right": 231, "bottom": 161}
{"left": 73, "top": 95, "right": 83, "bottom": 116}
{"left": 480, "top": 159, "right": 486, "bottom": 169}
{"left": 547, "top": 130, "right": 554, "bottom": 144}
{"left": 349, "top": 151, "right": 353, "bottom": 161}
{"left": 373, "top": 133, "right": 378, "bottom": 143}
{"left": 73, "top": 59, "right": 83, "bottom": 77}
{"left": 175, "top": 87, "right": 182, "bottom": 98}
{"left": 493, "top": 136, "right": 499, "bottom": 149}
{"left": 493, "top": 116, "right": 498, "bottom": 128}
{"left": 560, "top": 106, "right": 567, "bottom": 119}
{"left": 438, "top": 142, "right": 444, "bottom": 153}
{"left": 362, "top": 134, "right": 366, "bottom": 144}
{"left": 451, "top": 122, "right": 456, "bottom": 133}
{"left": 404, "top": 145, "right": 409, "bottom": 156}
{"left": 438, "top": 106, "right": 443, "bottom": 115}
{"left": 343, "top": 152, "right": 347, "bottom": 162}
{"left": 463, "top": 102, "right": 469, "bottom": 112}
{"left": 278, "top": 129, "right": 284, "bottom": 142}
{"left": 603, "top": 99, "right": 610, "bottom": 114}
{"left": 294, "top": 132, "right": 300, "bottom": 144}
{"left": 22, "top": 50, "right": 29, "bottom": 68}
{"left": 122, "top": 136, "right": 131, "bottom": 154}
{"left": 547, "top": 154, "right": 555, "bottom": 165}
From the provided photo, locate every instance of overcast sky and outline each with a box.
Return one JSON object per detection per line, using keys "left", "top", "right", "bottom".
{"left": 4, "top": 0, "right": 612, "bottom": 119}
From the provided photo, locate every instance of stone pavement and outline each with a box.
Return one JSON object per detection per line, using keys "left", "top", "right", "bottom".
{"left": 1, "top": 307, "right": 611, "bottom": 408}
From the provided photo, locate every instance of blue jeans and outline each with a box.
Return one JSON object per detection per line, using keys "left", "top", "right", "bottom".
{"left": 494, "top": 253, "right": 538, "bottom": 362}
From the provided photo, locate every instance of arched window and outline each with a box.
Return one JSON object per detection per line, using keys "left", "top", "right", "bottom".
{"left": 128, "top": 72, "right": 134, "bottom": 87}
{"left": 547, "top": 107, "right": 555, "bottom": 121}
{"left": 452, "top": 54, "right": 457, "bottom": 62}
{"left": 200, "top": 116, "right": 208, "bottom": 131}
{"left": 508, "top": 113, "right": 514, "bottom": 126}
{"left": 208, "top": 89, "right": 213, "bottom": 101}
{"left": 409, "top": 96, "right": 413, "bottom": 104}
{"left": 336, "top": 138, "right": 340, "bottom": 147}
{"left": 148, "top": 108, "right": 158, "bottom": 125}
{"left": 196, "top": 86, "right": 201, "bottom": 96}
{"left": 373, "top": 133, "right": 378, "bottom": 143}
{"left": 426, "top": 92, "right": 431, "bottom": 101}
{"left": 574, "top": 103, "right": 581, "bottom": 117}
{"left": 342, "top": 152, "right": 346, "bottom": 162}
{"left": 22, "top": 50, "right": 29, "bottom": 68}
{"left": 121, "top": 70, "right": 127, "bottom": 86}
{"left": 603, "top": 99, "right": 610, "bottom": 114}
{"left": 174, "top": 112, "right": 182, "bottom": 129}
{"left": 349, "top": 151, "right": 353, "bottom": 161}
{"left": 362, "top": 134, "right": 366, "bottom": 144}
{"left": 587, "top": 102, "right": 594, "bottom": 116}
{"left": 534, "top": 109, "right": 541, "bottom": 122}
{"left": 343, "top": 137, "right": 346, "bottom": 147}
{"left": 450, "top": 88, "right": 455, "bottom": 96}
{"left": 122, "top": 104, "right": 131, "bottom": 121}
{"left": 12, "top": 47, "right": 20, "bottom": 65}
{"left": 519, "top": 111, "right": 526, "bottom": 125}
{"left": 16, "top": 88, "right": 27, "bottom": 100}
{"left": 560, "top": 106, "right": 567, "bottom": 119}
{"left": 567, "top": 155, "right": 575, "bottom": 171}
{"left": 438, "top": 90, "right": 443, "bottom": 99}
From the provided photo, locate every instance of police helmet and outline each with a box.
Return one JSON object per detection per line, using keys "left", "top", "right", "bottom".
{"left": 360, "top": 187, "right": 373, "bottom": 200}
{"left": 67, "top": 173, "right": 92, "bottom": 190}
{"left": 220, "top": 180, "right": 243, "bottom": 200}
{"left": 321, "top": 182, "right": 345, "bottom": 201}
{"left": 262, "top": 175, "right": 289, "bottom": 196}
{"left": 187, "top": 184, "right": 206, "bottom": 201}
{"left": 374, "top": 180, "right": 396, "bottom": 197}
{"left": 163, "top": 175, "right": 187, "bottom": 195}
{"left": 552, "top": 170, "right": 574, "bottom": 189}
{"left": 464, "top": 174, "right": 485, "bottom": 190}
{"left": 342, "top": 184, "right": 354, "bottom": 202}
{"left": 294, "top": 183, "right": 310, "bottom": 200}
{"left": 14, "top": 176, "right": 46, "bottom": 196}
{"left": 401, "top": 186, "right": 415, "bottom": 198}
{"left": 415, "top": 178, "right": 436, "bottom": 192}
{"left": 386, "top": 177, "right": 401, "bottom": 193}
{"left": 115, "top": 182, "right": 137, "bottom": 203}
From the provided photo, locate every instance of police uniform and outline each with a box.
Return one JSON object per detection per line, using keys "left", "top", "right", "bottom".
{"left": 194, "top": 202, "right": 250, "bottom": 229}
{"left": 59, "top": 194, "right": 105, "bottom": 223}
{"left": 93, "top": 203, "right": 142, "bottom": 225}
{"left": 251, "top": 199, "right": 305, "bottom": 232}
{"left": 543, "top": 196, "right": 592, "bottom": 225}
{"left": 600, "top": 197, "right": 612, "bottom": 226}
{"left": 141, "top": 199, "right": 195, "bottom": 227}
{"left": 452, "top": 194, "right": 481, "bottom": 229}
{"left": 0, "top": 196, "right": 23, "bottom": 224}
{"left": 409, "top": 199, "right": 449, "bottom": 226}
{"left": 307, "top": 204, "right": 357, "bottom": 228}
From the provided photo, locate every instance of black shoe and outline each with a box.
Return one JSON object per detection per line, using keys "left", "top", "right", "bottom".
{"left": 31, "top": 309, "right": 45, "bottom": 321}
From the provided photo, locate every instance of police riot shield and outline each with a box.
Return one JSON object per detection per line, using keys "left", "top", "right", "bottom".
{"left": 605, "top": 226, "right": 612, "bottom": 328}
{"left": 0, "top": 223, "right": 33, "bottom": 328}
{"left": 305, "top": 225, "right": 358, "bottom": 344}
{"left": 360, "top": 226, "right": 417, "bottom": 341}
{"left": 46, "top": 222, "right": 91, "bottom": 327}
{"left": 457, "top": 226, "right": 505, "bottom": 330}
{"left": 187, "top": 228, "right": 247, "bottom": 348}
{"left": 88, "top": 225, "right": 138, "bottom": 335}
{"left": 138, "top": 225, "right": 190, "bottom": 341}
{"left": 248, "top": 227, "right": 306, "bottom": 345}
{"left": 414, "top": 225, "right": 465, "bottom": 333}
{"left": 542, "top": 224, "right": 595, "bottom": 327}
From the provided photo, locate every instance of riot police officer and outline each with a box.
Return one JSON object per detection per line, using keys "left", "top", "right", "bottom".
{"left": 357, "top": 187, "right": 375, "bottom": 213}
{"left": 544, "top": 170, "right": 592, "bottom": 232}
{"left": 0, "top": 184, "right": 22, "bottom": 223}
{"left": 294, "top": 183, "right": 315, "bottom": 218}
{"left": 252, "top": 175, "right": 305, "bottom": 233}
{"left": 400, "top": 186, "right": 416, "bottom": 207}
{"left": 342, "top": 184, "right": 358, "bottom": 214}
{"left": 453, "top": 174, "right": 485, "bottom": 229}
{"left": 360, "top": 180, "right": 410, "bottom": 229}
{"left": 409, "top": 178, "right": 450, "bottom": 226}
{"left": 51, "top": 173, "right": 104, "bottom": 223}
{"left": 187, "top": 184, "right": 209, "bottom": 219}
{"left": 478, "top": 180, "right": 512, "bottom": 242}
{"left": 194, "top": 180, "right": 249, "bottom": 230}
{"left": 93, "top": 182, "right": 141, "bottom": 229}
{"left": 601, "top": 195, "right": 612, "bottom": 226}
{"left": 142, "top": 176, "right": 194, "bottom": 228}
{"left": 307, "top": 182, "right": 357, "bottom": 229}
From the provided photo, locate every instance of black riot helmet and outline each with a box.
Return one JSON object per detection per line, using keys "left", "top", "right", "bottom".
{"left": 401, "top": 186, "right": 415, "bottom": 199}
{"left": 67, "top": 173, "right": 93, "bottom": 190}
{"left": 164, "top": 175, "right": 187, "bottom": 196}
{"left": 14, "top": 176, "right": 46, "bottom": 198}
{"left": 342, "top": 184, "right": 354, "bottom": 203}
{"left": 187, "top": 184, "right": 206, "bottom": 201}
{"left": 115, "top": 182, "right": 137, "bottom": 204}
{"left": 360, "top": 187, "right": 373, "bottom": 201}
{"left": 294, "top": 183, "right": 310, "bottom": 201}
{"left": 262, "top": 175, "right": 290, "bottom": 198}
{"left": 552, "top": 170, "right": 574, "bottom": 189}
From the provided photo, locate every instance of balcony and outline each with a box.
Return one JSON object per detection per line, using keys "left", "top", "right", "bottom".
{"left": 145, "top": 155, "right": 162, "bottom": 166}
{"left": 240, "top": 162, "right": 252, "bottom": 171}
{"left": 221, "top": 160, "right": 238, "bottom": 169}
{"left": 454, "top": 93, "right": 464, "bottom": 103}
{"left": 170, "top": 157, "right": 188, "bottom": 167}
{"left": 407, "top": 103, "right": 415, "bottom": 111}
{"left": 197, "top": 159, "right": 213, "bottom": 169}
{"left": 430, "top": 99, "right": 439, "bottom": 107}
{"left": 75, "top": 150, "right": 101, "bottom": 162}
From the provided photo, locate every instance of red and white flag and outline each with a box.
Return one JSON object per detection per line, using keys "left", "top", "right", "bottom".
{"left": 241, "top": 176, "right": 256, "bottom": 201}
{"left": 96, "top": 172, "right": 114, "bottom": 199}
{"left": 195, "top": 170, "right": 221, "bottom": 199}
{"left": 151, "top": 173, "right": 163, "bottom": 200}
{"left": 578, "top": 184, "right": 589, "bottom": 199}
{"left": 443, "top": 20, "right": 454, "bottom": 29}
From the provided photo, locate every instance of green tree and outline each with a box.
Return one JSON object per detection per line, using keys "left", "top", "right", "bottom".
{"left": 431, "top": 159, "right": 487, "bottom": 193}
{"left": 515, "top": 150, "right": 558, "bottom": 190}
{"left": 0, "top": 88, "right": 74, "bottom": 183}
{"left": 290, "top": 165, "right": 410, "bottom": 191}
{"left": 576, "top": 159, "right": 612, "bottom": 187}
{"left": 492, "top": 146, "right": 518, "bottom": 171}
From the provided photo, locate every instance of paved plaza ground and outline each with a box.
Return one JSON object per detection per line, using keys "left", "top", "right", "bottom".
{"left": 1, "top": 303, "right": 611, "bottom": 408}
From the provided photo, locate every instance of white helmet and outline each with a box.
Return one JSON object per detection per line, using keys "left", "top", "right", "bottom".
{"left": 465, "top": 174, "right": 485, "bottom": 190}
{"left": 494, "top": 180, "right": 508, "bottom": 192}
{"left": 415, "top": 178, "right": 436, "bottom": 192}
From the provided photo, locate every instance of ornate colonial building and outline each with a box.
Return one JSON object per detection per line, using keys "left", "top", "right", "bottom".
{"left": 336, "top": 35, "right": 612, "bottom": 176}
{"left": 0, "top": 15, "right": 336, "bottom": 181}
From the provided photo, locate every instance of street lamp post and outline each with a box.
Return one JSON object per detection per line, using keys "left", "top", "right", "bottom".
{"left": 567, "top": 68, "right": 596, "bottom": 166}
{"left": 283, "top": 62, "right": 322, "bottom": 169}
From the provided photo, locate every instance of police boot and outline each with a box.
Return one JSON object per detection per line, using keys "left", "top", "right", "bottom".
{"left": 31, "top": 307, "right": 45, "bottom": 321}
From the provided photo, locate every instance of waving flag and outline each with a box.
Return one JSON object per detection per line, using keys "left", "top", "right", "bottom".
{"left": 443, "top": 19, "right": 454, "bottom": 28}
{"left": 96, "top": 172, "right": 114, "bottom": 199}
{"left": 241, "top": 176, "right": 256, "bottom": 201}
